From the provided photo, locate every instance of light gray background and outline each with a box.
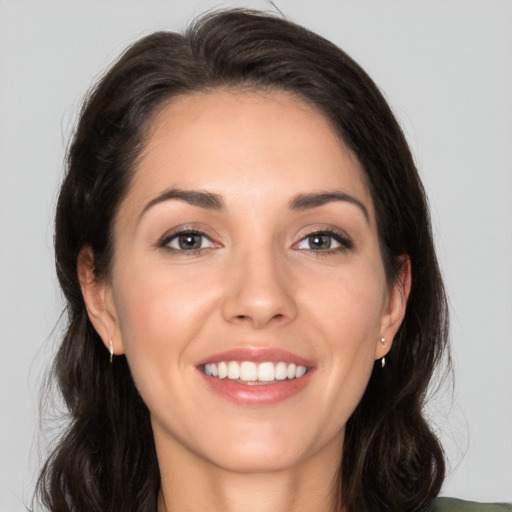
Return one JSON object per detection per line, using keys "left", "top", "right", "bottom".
{"left": 1, "top": 1, "right": 511, "bottom": 510}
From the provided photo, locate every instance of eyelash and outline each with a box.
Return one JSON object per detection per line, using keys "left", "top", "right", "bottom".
{"left": 159, "top": 228, "right": 354, "bottom": 255}
{"left": 160, "top": 228, "right": 216, "bottom": 255}
{"left": 294, "top": 229, "right": 354, "bottom": 255}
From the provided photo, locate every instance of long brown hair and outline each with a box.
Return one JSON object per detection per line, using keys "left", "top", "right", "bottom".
{"left": 37, "top": 9, "right": 449, "bottom": 511}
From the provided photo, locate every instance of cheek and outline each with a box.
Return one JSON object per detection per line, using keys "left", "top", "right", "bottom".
{"left": 302, "top": 261, "right": 386, "bottom": 393}
{"left": 305, "top": 260, "right": 387, "bottom": 343}
{"left": 114, "top": 261, "right": 211, "bottom": 336}
{"left": 111, "top": 263, "right": 219, "bottom": 387}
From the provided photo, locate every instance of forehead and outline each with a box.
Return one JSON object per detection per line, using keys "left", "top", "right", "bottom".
{"left": 122, "top": 89, "right": 374, "bottom": 220}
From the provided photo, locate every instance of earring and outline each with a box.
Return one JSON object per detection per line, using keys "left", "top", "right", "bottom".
{"left": 109, "top": 339, "right": 114, "bottom": 364}
{"left": 380, "top": 337, "right": 386, "bottom": 368}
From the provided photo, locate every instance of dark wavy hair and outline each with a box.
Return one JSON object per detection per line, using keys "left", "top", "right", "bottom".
{"left": 36, "top": 8, "right": 449, "bottom": 512}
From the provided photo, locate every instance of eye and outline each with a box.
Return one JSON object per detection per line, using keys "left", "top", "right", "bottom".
{"left": 162, "top": 230, "right": 215, "bottom": 252}
{"left": 295, "top": 230, "right": 353, "bottom": 252}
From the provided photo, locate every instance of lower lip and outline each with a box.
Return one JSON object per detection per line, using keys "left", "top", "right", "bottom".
{"left": 199, "top": 371, "right": 313, "bottom": 406}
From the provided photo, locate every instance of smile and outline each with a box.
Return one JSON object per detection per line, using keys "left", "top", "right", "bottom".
{"left": 197, "top": 348, "right": 315, "bottom": 405}
{"left": 203, "top": 361, "right": 308, "bottom": 383}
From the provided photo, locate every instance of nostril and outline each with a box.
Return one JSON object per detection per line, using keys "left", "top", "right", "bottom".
{"left": 235, "top": 313, "right": 284, "bottom": 322}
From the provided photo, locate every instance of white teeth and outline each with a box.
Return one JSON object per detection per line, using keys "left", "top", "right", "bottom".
{"left": 295, "top": 365, "right": 307, "bottom": 378}
{"left": 258, "top": 362, "right": 275, "bottom": 381}
{"left": 205, "top": 363, "right": 219, "bottom": 376}
{"left": 218, "top": 361, "right": 228, "bottom": 379}
{"left": 203, "top": 361, "right": 309, "bottom": 382}
{"left": 275, "top": 362, "right": 288, "bottom": 380}
{"left": 227, "top": 361, "right": 240, "bottom": 379}
{"left": 240, "top": 361, "right": 257, "bottom": 381}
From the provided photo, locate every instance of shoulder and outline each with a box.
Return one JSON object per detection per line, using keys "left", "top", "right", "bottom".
{"left": 434, "top": 498, "right": 512, "bottom": 511}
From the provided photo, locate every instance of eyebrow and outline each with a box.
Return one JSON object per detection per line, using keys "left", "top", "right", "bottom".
{"left": 139, "top": 188, "right": 224, "bottom": 219}
{"left": 289, "top": 191, "right": 369, "bottom": 222}
{"left": 139, "top": 188, "right": 369, "bottom": 222}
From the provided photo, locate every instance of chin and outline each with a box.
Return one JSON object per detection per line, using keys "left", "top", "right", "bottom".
{"left": 197, "top": 426, "right": 331, "bottom": 474}
{"left": 207, "top": 447, "right": 306, "bottom": 474}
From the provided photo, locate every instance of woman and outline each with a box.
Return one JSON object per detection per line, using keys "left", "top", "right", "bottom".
{"left": 34, "top": 8, "right": 510, "bottom": 512}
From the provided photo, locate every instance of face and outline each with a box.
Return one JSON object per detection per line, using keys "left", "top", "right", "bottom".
{"left": 83, "top": 90, "right": 408, "bottom": 475}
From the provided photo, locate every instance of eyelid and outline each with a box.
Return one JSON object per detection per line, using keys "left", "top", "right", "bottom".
{"left": 159, "top": 226, "right": 220, "bottom": 253}
{"left": 157, "top": 224, "right": 353, "bottom": 255}
{"left": 293, "top": 227, "right": 354, "bottom": 253}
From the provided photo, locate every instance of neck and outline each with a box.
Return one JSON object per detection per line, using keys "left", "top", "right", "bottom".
{"left": 155, "top": 431, "right": 343, "bottom": 512}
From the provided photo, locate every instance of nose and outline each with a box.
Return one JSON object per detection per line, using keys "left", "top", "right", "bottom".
{"left": 221, "top": 247, "right": 298, "bottom": 329}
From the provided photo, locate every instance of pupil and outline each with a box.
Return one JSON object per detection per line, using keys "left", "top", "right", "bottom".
{"left": 179, "top": 234, "right": 201, "bottom": 250}
{"left": 309, "top": 234, "right": 330, "bottom": 249}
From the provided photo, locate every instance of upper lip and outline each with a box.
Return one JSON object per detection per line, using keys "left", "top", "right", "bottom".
{"left": 196, "top": 347, "right": 315, "bottom": 368}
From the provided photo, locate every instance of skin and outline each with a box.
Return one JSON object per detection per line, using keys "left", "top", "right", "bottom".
{"left": 79, "top": 90, "right": 410, "bottom": 512}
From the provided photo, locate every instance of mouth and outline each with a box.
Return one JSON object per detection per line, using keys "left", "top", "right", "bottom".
{"left": 197, "top": 348, "right": 314, "bottom": 406}
{"left": 202, "top": 361, "right": 308, "bottom": 385}
{"left": 201, "top": 361, "right": 308, "bottom": 384}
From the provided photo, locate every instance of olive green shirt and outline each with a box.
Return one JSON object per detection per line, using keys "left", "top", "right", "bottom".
{"left": 434, "top": 498, "right": 512, "bottom": 511}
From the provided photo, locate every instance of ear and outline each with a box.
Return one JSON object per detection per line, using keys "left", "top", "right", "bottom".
{"left": 77, "top": 247, "right": 124, "bottom": 356}
{"left": 375, "top": 255, "right": 412, "bottom": 360}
